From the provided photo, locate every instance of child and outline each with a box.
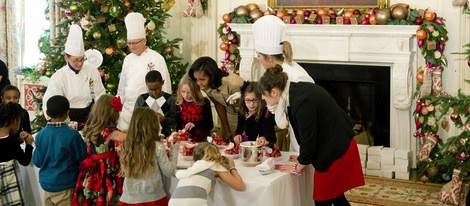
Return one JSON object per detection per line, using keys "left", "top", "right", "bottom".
{"left": 176, "top": 75, "right": 213, "bottom": 142}
{"left": 1, "top": 85, "right": 32, "bottom": 136}
{"left": 72, "top": 95, "right": 126, "bottom": 205}
{"left": 0, "top": 102, "right": 34, "bottom": 205}
{"left": 119, "top": 107, "right": 179, "bottom": 205}
{"left": 135, "top": 70, "right": 177, "bottom": 137}
{"left": 169, "top": 142, "right": 244, "bottom": 205}
{"left": 33, "top": 95, "right": 87, "bottom": 206}
{"left": 233, "top": 82, "right": 276, "bottom": 146}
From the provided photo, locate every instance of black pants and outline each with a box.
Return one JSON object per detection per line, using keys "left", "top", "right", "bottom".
{"left": 69, "top": 104, "right": 92, "bottom": 129}
{"left": 314, "top": 194, "right": 350, "bottom": 206}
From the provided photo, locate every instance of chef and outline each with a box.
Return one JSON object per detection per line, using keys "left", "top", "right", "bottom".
{"left": 42, "top": 24, "right": 105, "bottom": 125}
{"left": 117, "top": 12, "right": 172, "bottom": 130}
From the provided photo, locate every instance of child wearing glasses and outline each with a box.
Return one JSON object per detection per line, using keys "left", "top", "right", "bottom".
{"left": 233, "top": 81, "right": 276, "bottom": 146}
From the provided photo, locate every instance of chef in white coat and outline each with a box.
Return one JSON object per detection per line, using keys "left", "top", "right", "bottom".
{"left": 117, "top": 12, "right": 171, "bottom": 130}
{"left": 42, "top": 24, "right": 105, "bottom": 126}
{"left": 253, "top": 15, "right": 315, "bottom": 152}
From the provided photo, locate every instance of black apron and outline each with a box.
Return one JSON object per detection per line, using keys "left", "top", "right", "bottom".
{"left": 69, "top": 103, "right": 93, "bottom": 130}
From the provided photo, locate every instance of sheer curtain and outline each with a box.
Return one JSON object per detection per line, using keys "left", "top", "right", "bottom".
{"left": 0, "top": 0, "right": 24, "bottom": 85}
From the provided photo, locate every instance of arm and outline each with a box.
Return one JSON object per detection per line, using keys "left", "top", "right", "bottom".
{"left": 210, "top": 96, "right": 232, "bottom": 138}
{"left": 92, "top": 67, "right": 106, "bottom": 101}
{"left": 156, "top": 142, "right": 178, "bottom": 177}
{"left": 22, "top": 109, "right": 32, "bottom": 134}
{"left": 70, "top": 132, "right": 87, "bottom": 163}
{"left": 33, "top": 135, "right": 43, "bottom": 168}
{"left": 295, "top": 101, "right": 318, "bottom": 166}
{"left": 216, "top": 157, "right": 244, "bottom": 191}
{"left": 161, "top": 96, "right": 177, "bottom": 130}
{"left": 105, "top": 130, "right": 127, "bottom": 144}
{"left": 15, "top": 141, "right": 34, "bottom": 166}
{"left": 235, "top": 113, "right": 244, "bottom": 136}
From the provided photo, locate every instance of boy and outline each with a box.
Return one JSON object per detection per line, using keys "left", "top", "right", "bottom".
{"left": 33, "top": 95, "right": 86, "bottom": 206}
{"left": 134, "top": 70, "right": 177, "bottom": 137}
{"left": 1, "top": 85, "right": 32, "bottom": 136}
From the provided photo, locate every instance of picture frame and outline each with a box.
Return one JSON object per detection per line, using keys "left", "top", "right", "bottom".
{"left": 267, "top": 0, "right": 389, "bottom": 9}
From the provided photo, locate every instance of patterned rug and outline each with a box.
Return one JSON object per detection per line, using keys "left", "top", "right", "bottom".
{"left": 345, "top": 176, "right": 443, "bottom": 206}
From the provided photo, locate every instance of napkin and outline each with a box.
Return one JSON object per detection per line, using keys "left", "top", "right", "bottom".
{"left": 256, "top": 158, "right": 275, "bottom": 175}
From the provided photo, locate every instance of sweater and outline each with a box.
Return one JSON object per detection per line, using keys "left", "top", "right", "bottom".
{"left": 176, "top": 99, "right": 213, "bottom": 142}
{"left": 0, "top": 135, "right": 33, "bottom": 166}
{"left": 235, "top": 107, "right": 276, "bottom": 143}
{"left": 287, "top": 82, "right": 355, "bottom": 172}
{"left": 120, "top": 142, "right": 178, "bottom": 204}
{"left": 135, "top": 92, "right": 177, "bottom": 137}
{"left": 33, "top": 122, "right": 87, "bottom": 192}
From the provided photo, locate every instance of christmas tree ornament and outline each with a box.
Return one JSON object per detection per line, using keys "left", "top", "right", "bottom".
{"left": 116, "top": 38, "right": 127, "bottom": 48}
{"left": 439, "top": 44, "right": 445, "bottom": 51}
{"left": 458, "top": 152, "right": 468, "bottom": 160}
{"left": 220, "top": 42, "right": 229, "bottom": 51}
{"left": 108, "top": 24, "right": 117, "bottom": 32}
{"left": 96, "top": 16, "right": 106, "bottom": 23}
{"left": 438, "top": 169, "right": 463, "bottom": 205}
{"left": 375, "top": 9, "right": 391, "bottom": 25}
{"left": 147, "top": 21, "right": 156, "bottom": 30}
{"left": 344, "top": 11, "right": 353, "bottom": 20}
{"left": 107, "top": 83, "right": 116, "bottom": 90}
{"left": 427, "top": 166, "right": 439, "bottom": 177}
{"left": 45, "top": 70, "right": 52, "bottom": 77}
{"left": 246, "top": 3, "right": 259, "bottom": 12}
{"left": 450, "top": 114, "right": 460, "bottom": 122}
{"left": 369, "top": 15, "right": 377, "bottom": 25}
{"left": 441, "top": 118, "right": 450, "bottom": 132}
{"left": 415, "top": 17, "right": 423, "bottom": 25}
{"left": 250, "top": 9, "right": 263, "bottom": 23}
{"left": 105, "top": 47, "right": 115, "bottom": 55}
{"left": 416, "top": 72, "right": 424, "bottom": 84}
{"left": 263, "top": 10, "right": 273, "bottom": 16}
{"left": 418, "top": 39, "right": 424, "bottom": 48}
{"left": 421, "top": 107, "right": 429, "bottom": 115}
{"left": 165, "top": 46, "right": 174, "bottom": 54}
{"left": 229, "top": 54, "right": 237, "bottom": 61}
{"left": 70, "top": 4, "right": 79, "bottom": 13}
{"left": 109, "top": 5, "right": 122, "bottom": 17}
{"left": 125, "top": 0, "right": 131, "bottom": 11}
{"left": 100, "top": 4, "right": 109, "bottom": 13}
{"left": 417, "top": 133, "right": 438, "bottom": 162}
{"left": 450, "top": 145, "right": 458, "bottom": 154}
{"left": 222, "top": 14, "right": 231, "bottom": 23}
{"left": 420, "top": 175, "right": 429, "bottom": 182}
{"left": 317, "top": 9, "right": 327, "bottom": 17}
{"left": 296, "top": 9, "right": 305, "bottom": 16}
{"left": 353, "top": 9, "right": 360, "bottom": 15}
{"left": 235, "top": 5, "right": 249, "bottom": 17}
{"left": 419, "top": 116, "right": 425, "bottom": 123}
{"left": 104, "top": 74, "right": 110, "bottom": 80}
{"left": 424, "top": 11, "right": 436, "bottom": 21}
{"left": 416, "top": 30, "right": 427, "bottom": 40}
{"left": 276, "top": 10, "right": 285, "bottom": 20}
{"left": 93, "top": 31, "right": 101, "bottom": 39}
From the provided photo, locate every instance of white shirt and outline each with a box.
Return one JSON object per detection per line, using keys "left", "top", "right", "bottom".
{"left": 117, "top": 48, "right": 171, "bottom": 130}
{"left": 42, "top": 63, "right": 105, "bottom": 113}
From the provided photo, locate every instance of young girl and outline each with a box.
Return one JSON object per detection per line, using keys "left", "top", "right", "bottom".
{"left": 233, "top": 82, "right": 276, "bottom": 146}
{"left": 176, "top": 75, "right": 213, "bottom": 142}
{"left": 119, "top": 107, "right": 179, "bottom": 206}
{"left": 169, "top": 142, "right": 244, "bottom": 205}
{"left": 0, "top": 102, "right": 34, "bottom": 205}
{"left": 72, "top": 95, "right": 126, "bottom": 205}
{"left": 188, "top": 57, "right": 244, "bottom": 141}
{"left": 1, "top": 85, "right": 31, "bottom": 136}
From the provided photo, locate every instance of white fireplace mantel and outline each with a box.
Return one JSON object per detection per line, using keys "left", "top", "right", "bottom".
{"left": 229, "top": 24, "right": 419, "bottom": 161}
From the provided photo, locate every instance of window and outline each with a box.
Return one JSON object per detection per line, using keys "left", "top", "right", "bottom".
{"left": 23, "top": 0, "right": 49, "bottom": 67}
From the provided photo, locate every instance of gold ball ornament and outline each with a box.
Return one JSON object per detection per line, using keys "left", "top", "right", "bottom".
{"left": 93, "top": 31, "right": 101, "bottom": 39}
{"left": 236, "top": 6, "right": 250, "bottom": 17}
{"left": 105, "top": 47, "right": 115, "bottom": 55}
{"left": 375, "top": 9, "right": 391, "bottom": 25}
{"left": 246, "top": 3, "right": 259, "bottom": 12}
{"left": 427, "top": 166, "right": 439, "bottom": 177}
{"left": 147, "top": 21, "right": 156, "bottom": 30}
{"left": 391, "top": 6, "right": 408, "bottom": 20}
{"left": 45, "top": 70, "right": 52, "bottom": 77}
{"left": 420, "top": 175, "right": 429, "bottom": 182}
{"left": 70, "top": 4, "right": 79, "bottom": 13}
{"left": 116, "top": 38, "right": 127, "bottom": 48}
{"left": 165, "top": 46, "right": 174, "bottom": 54}
{"left": 450, "top": 145, "right": 458, "bottom": 154}
{"left": 249, "top": 9, "right": 263, "bottom": 23}
{"left": 104, "top": 74, "right": 110, "bottom": 80}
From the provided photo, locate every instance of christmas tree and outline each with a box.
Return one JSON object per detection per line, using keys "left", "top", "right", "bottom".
{"left": 38, "top": 0, "right": 187, "bottom": 94}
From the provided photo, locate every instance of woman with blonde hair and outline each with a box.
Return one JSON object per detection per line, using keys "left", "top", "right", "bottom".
{"left": 119, "top": 107, "right": 179, "bottom": 206}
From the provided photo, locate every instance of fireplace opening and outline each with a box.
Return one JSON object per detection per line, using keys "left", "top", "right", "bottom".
{"left": 299, "top": 63, "right": 391, "bottom": 147}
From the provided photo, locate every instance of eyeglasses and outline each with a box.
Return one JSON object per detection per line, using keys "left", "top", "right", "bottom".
{"left": 127, "top": 39, "right": 144, "bottom": 46}
{"left": 244, "top": 99, "right": 259, "bottom": 104}
{"left": 70, "top": 56, "right": 87, "bottom": 64}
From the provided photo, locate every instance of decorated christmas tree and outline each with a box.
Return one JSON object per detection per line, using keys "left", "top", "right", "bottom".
{"left": 38, "top": 0, "right": 187, "bottom": 94}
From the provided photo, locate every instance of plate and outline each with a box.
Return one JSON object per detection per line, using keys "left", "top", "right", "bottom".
{"left": 84, "top": 49, "right": 103, "bottom": 69}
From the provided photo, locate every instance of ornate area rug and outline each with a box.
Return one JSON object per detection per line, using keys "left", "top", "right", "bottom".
{"left": 345, "top": 176, "right": 443, "bottom": 206}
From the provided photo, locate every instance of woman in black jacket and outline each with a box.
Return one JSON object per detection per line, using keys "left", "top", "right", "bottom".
{"left": 258, "top": 65, "right": 364, "bottom": 206}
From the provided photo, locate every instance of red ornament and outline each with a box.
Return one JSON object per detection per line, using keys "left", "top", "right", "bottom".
{"left": 316, "top": 18, "right": 323, "bottom": 24}
{"left": 435, "top": 18, "right": 444, "bottom": 25}
{"left": 416, "top": 104, "right": 422, "bottom": 113}
{"left": 353, "top": 9, "right": 360, "bottom": 15}
{"left": 344, "top": 19, "right": 351, "bottom": 24}
{"left": 304, "top": 10, "right": 311, "bottom": 17}
{"left": 415, "top": 17, "right": 423, "bottom": 25}
{"left": 373, "top": 7, "right": 380, "bottom": 14}
{"left": 416, "top": 121, "right": 422, "bottom": 129}
{"left": 439, "top": 44, "right": 445, "bottom": 51}
{"left": 418, "top": 39, "right": 424, "bottom": 48}
{"left": 362, "top": 19, "right": 369, "bottom": 25}
{"left": 329, "top": 13, "right": 337, "bottom": 19}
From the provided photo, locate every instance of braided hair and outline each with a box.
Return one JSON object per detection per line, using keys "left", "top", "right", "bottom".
{"left": 0, "top": 102, "right": 23, "bottom": 128}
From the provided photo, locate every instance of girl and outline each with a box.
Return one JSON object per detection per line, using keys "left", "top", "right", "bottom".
{"left": 72, "top": 95, "right": 126, "bottom": 205}
{"left": 0, "top": 102, "right": 34, "bottom": 205}
{"left": 119, "top": 107, "right": 179, "bottom": 206}
{"left": 233, "top": 82, "right": 276, "bottom": 146}
{"left": 259, "top": 65, "right": 363, "bottom": 206}
{"left": 169, "top": 142, "right": 244, "bottom": 205}
{"left": 1, "top": 85, "right": 32, "bottom": 136}
{"left": 176, "top": 75, "right": 213, "bottom": 142}
{"left": 188, "top": 57, "right": 244, "bottom": 141}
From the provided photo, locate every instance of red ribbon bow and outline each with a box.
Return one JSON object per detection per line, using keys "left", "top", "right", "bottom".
{"left": 110, "top": 96, "right": 122, "bottom": 112}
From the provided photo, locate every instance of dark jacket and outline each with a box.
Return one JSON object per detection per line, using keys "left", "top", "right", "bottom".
{"left": 288, "top": 82, "right": 355, "bottom": 172}
{"left": 236, "top": 107, "right": 276, "bottom": 143}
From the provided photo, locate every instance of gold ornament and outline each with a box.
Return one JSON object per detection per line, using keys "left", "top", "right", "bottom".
{"left": 236, "top": 5, "right": 250, "bottom": 17}
{"left": 108, "top": 24, "right": 117, "bottom": 32}
{"left": 418, "top": 116, "right": 425, "bottom": 123}
{"left": 100, "top": 4, "right": 109, "bottom": 13}
{"left": 391, "top": 6, "right": 408, "bottom": 20}
{"left": 450, "top": 145, "right": 458, "bottom": 154}
{"left": 375, "top": 9, "right": 391, "bottom": 25}
{"left": 420, "top": 175, "right": 429, "bottom": 182}
{"left": 96, "top": 16, "right": 106, "bottom": 23}
{"left": 93, "top": 31, "right": 101, "bottom": 39}
{"left": 116, "top": 38, "right": 127, "bottom": 48}
{"left": 147, "top": 21, "right": 156, "bottom": 30}
{"left": 162, "top": 0, "right": 175, "bottom": 11}
{"left": 246, "top": 3, "right": 259, "bottom": 12}
{"left": 249, "top": 9, "right": 263, "bottom": 23}
{"left": 427, "top": 166, "right": 438, "bottom": 177}
{"left": 165, "top": 46, "right": 174, "bottom": 54}
{"left": 460, "top": 138, "right": 467, "bottom": 146}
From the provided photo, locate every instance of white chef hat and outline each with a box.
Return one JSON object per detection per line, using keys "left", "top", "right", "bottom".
{"left": 125, "top": 12, "right": 146, "bottom": 40}
{"left": 64, "top": 24, "right": 85, "bottom": 56}
{"left": 252, "top": 15, "right": 287, "bottom": 55}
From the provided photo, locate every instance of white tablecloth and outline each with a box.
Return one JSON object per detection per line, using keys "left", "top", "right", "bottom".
{"left": 168, "top": 152, "right": 314, "bottom": 206}
{"left": 20, "top": 149, "right": 314, "bottom": 206}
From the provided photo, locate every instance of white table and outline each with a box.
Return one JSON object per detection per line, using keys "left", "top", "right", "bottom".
{"left": 168, "top": 152, "right": 314, "bottom": 206}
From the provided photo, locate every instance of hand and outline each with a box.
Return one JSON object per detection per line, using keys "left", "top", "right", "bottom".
{"left": 276, "top": 163, "right": 305, "bottom": 174}
{"left": 23, "top": 133, "right": 34, "bottom": 145}
{"left": 257, "top": 137, "right": 269, "bottom": 146}
{"left": 225, "top": 156, "right": 235, "bottom": 168}
{"left": 289, "top": 155, "right": 298, "bottom": 162}
{"left": 226, "top": 92, "right": 241, "bottom": 105}
{"left": 233, "top": 135, "right": 242, "bottom": 145}
{"left": 184, "top": 123, "right": 195, "bottom": 131}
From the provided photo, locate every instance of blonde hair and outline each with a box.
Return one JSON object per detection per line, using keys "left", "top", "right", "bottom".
{"left": 260, "top": 41, "right": 293, "bottom": 65}
{"left": 193, "top": 142, "right": 229, "bottom": 170}
{"left": 120, "top": 108, "right": 161, "bottom": 178}
{"left": 177, "top": 75, "right": 206, "bottom": 106}
{"left": 83, "top": 95, "right": 119, "bottom": 143}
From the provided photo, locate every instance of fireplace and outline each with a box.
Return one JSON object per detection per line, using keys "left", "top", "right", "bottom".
{"left": 228, "top": 24, "right": 420, "bottom": 165}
